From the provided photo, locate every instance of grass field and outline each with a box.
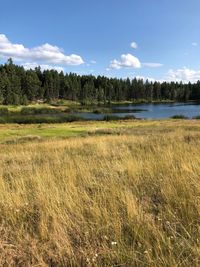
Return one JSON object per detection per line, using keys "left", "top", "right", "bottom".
{"left": 0, "top": 120, "right": 200, "bottom": 266}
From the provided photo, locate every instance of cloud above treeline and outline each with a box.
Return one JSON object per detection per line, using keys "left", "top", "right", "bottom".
{"left": 167, "top": 67, "right": 200, "bottom": 83}
{"left": 1, "top": 34, "right": 198, "bottom": 83}
{"left": 0, "top": 34, "right": 84, "bottom": 66}
{"left": 108, "top": 53, "right": 163, "bottom": 70}
{"left": 133, "top": 67, "right": 200, "bottom": 84}
{"left": 108, "top": 40, "right": 163, "bottom": 70}
{"left": 23, "top": 62, "right": 65, "bottom": 72}
{"left": 108, "top": 54, "right": 141, "bottom": 70}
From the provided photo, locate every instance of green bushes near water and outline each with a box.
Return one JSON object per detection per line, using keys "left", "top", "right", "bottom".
{"left": 0, "top": 107, "right": 9, "bottom": 115}
{"left": 0, "top": 114, "right": 84, "bottom": 124}
{"left": 103, "top": 114, "right": 136, "bottom": 121}
{"left": 20, "top": 107, "right": 61, "bottom": 115}
{"left": 171, "top": 114, "right": 188, "bottom": 119}
{"left": 193, "top": 115, "right": 200, "bottom": 119}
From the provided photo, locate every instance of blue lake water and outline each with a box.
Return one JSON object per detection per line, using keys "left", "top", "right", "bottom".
{"left": 74, "top": 102, "right": 200, "bottom": 120}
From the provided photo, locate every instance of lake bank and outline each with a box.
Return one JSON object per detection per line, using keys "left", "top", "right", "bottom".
{"left": 1, "top": 101, "right": 200, "bottom": 123}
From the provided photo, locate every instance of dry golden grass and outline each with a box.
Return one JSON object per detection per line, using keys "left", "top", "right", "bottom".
{"left": 0, "top": 121, "right": 200, "bottom": 266}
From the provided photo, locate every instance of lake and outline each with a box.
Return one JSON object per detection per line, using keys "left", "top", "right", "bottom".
{"left": 74, "top": 102, "right": 200, "bottom": 120}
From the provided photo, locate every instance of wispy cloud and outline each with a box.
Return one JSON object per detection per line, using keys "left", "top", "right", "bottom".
{"left": 192, "top": 42, "right": 198, "bottom": 47}
{"left": 142, "top": 62, "right": 163, "bottom": 68}
{"left": 0, "top": 34, "right": 84, "bottom": 65}
{"left": 90, "top": 60, "right": 97, "bottom": 64}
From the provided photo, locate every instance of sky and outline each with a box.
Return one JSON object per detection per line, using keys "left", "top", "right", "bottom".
{"left": 1, "top": 0, "right": 200, "bottom": 83}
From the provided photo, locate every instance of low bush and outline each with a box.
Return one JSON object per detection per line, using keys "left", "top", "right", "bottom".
{"left": 123, "top": 115, "right": 136, "bottom": 120}
{"left": 193, "top": 115, "right": 200, "bottom": 119}
{"left": 0, "top": 107, "right": 9, "bottom": 115}
{"left": 20, "top": 107, "right": 61, "bottom": 115}
{"left": 103, "top": 115, "right": 121, "bottom": 121}
{"left": 1, "top": 114, "right": 85, "bottom": 124}
{"left": 103, "top": 114, "right": 136, "bottom": 121}
{"left": 171, "top": 114, "right": 188, "bottom": 119}
{"left": 93, "top": 109, "right": 102, "bottom": 114}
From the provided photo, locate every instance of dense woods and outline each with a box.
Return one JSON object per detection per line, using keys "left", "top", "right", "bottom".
{"left": 0, "top": 59, "right": 200, "bottom": 105}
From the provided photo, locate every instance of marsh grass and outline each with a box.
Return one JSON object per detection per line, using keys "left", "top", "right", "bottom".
{"left": 0, "top": 121, "right": 200, "bottom": 266}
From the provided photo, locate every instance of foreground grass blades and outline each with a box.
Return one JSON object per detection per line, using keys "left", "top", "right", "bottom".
{"left": 0, "top": 120, "right": 200, "bottom": 266}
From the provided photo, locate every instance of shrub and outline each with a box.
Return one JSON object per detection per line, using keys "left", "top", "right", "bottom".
{"left": 21, "top": 107, "right": 61, "bottom": 115}
{"left": 0, "top": 107, "right": 9, "bottom": 115}
{"left": 123, "top": 115, "right": 136, "bottom": 120}
{"left": 63, "top": 108, "right": 71, "bottom": 113}
{"left": 2, "top": 114, "right": 85, "bottom": 124}
{"left": 93, "top": 109, "right": 102, "bottom": 114}
{"left": 103, "top": 114, "right": 136, "bottom": 121}
{"left": 103, "top": 115, "right": 121, "bottom": 121}
{"left": 0, "top": 117, "right": 6, "bottom": 123}
{"left": 171, "top": 115, "right": 188, "bottom": 119}
{"left": 193, "top": 115, "right": 200, "bottom": 119}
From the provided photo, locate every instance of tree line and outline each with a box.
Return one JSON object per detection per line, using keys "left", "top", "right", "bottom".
{"left": 0, "top": 59, "right": 200, "bottom": 105}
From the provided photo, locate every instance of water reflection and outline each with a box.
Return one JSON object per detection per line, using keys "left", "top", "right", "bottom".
{"left": 73, "top": 102, "right": 200, "bottom": 120}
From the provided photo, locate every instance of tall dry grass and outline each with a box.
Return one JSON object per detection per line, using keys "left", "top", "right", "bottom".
{"left": 0, "top": 126, "right": 200, "bottom": 266}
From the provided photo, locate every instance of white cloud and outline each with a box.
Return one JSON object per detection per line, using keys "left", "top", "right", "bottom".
{"left": 135, "top": 76, "right": 155, "bottom": 82}
{"left": 108, "top": 51, "right": 163, "bottom": 71}
{"left": 128, "top": 68, "right": 200, "bottom": 84}
{"left": 109, "top": 53, "right": 141, "bottom": 70}
{"left": 23, "top": 62, "right": 65, "bottom": 72}
{"left": 192, "top": 42, "right": 198, "bottom": 47}
{"left": 142, "top": 62, "right": 163, "bottom": 68}
{"left": 125, "top": 67, "right": 200, "bottom": 84}
{"left": 167, "top": 67, "right": 200, "bottom": 83}
{"left": 0, "top": 34, "right": 84, "bottom": 65}
{"left": 130, "top": 41, "right": 138, "bottom": 49}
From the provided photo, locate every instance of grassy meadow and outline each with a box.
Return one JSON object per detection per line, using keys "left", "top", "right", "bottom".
{"left": 0, "top": 119, "right": 200, "bottom": 266}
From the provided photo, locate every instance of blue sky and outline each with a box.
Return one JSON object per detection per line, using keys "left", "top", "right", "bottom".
{"left": 1, "top": 0, "right": 200, "bottom": 82}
